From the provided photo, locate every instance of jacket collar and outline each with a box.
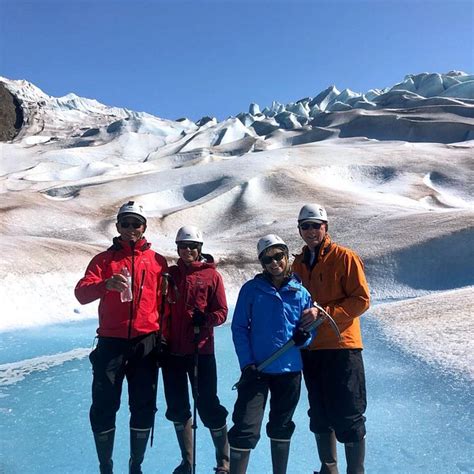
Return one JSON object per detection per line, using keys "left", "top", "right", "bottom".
{"left": 177, "top": 253, "right": 216, "bottom": 271}
{"left": 109, "top": 237, "right": 150, "bottom": 254}
{"left": 254, "top": 272, "right": 301, "bottom": 292}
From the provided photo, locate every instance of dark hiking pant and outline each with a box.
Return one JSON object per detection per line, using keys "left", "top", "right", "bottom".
{"left": 302, "top": 349, "right": 366, "bottom": 443}
{"left": 228, "top": 371, "right": 301, "bottom": 450}
{"left": 161, "top": 353, "right": 228, "bottom": 429}
{"left": 89, "top": 333, "right": 158, "bottom": 433}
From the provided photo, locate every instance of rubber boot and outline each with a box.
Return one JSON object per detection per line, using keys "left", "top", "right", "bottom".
{"left": 93, "top": 428, "right": 115, "bottom": 474}
{"left": 315, "top": 432, "right": 339, "bottom": 474}
{"left": 172, "top": 419, "right": 193, "bottom": 474}
{"left": 344, "top": 439, "right": 365, "bottom": 474}
{"left": 210, "top": 425, "right": 230, "bottom": 473}
{"left": 229, "top": 447, "right": 251, "bottom": 474}
{"left": 270, "top": 439, "right": 290, "bottom": 474}
{"left": 129, "top": 428, "right": 151, "bottom": 474}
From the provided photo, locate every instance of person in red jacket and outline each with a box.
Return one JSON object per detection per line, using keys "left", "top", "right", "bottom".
{"left": 75, "top": 201, "right": 168, "bottom": 474}
{"left": 161, "top": 225, "right": 229, "bottom": 474}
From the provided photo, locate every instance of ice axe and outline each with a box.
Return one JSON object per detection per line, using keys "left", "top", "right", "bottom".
{"left": 232, "top": 302, "right": 341, "bottom": 390}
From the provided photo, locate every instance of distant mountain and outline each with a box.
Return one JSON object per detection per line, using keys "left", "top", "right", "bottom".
{"left": 1, "top": 72, "right": 473, "bottom": 156}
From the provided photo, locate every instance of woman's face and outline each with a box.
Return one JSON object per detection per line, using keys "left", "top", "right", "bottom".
{"left": 177, "top": 241, "right": 201, "bottom": 265}
{"left": 261, "top": 247, "right": 288, "bottom": 278}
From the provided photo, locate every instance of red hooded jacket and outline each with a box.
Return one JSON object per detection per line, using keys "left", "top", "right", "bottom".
{"left": 75, "top": 238, "right": 168, "bottom": 339}
{"left": 166, "top": 255, "right": 228, "bottom": 355}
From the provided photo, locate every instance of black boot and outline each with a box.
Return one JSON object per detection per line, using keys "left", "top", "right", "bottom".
{"left": 229, "top": 447, "right": 250, "bottom": 474}
{"left": 129, "top": 428, "right": 151, "bottom": 474}
{"left": 93, "top": 428, "right": 115, "bottom": 474}
{"left": 210, "top": 425, "right": 230, "bottom": 473}
{"left": 344, "top": 439, "right": 365, "bottom": 474}
{"left": 172, "top": 419, "right": 193, "bottom": 474}
{"left": 270, "top": 439, "right": 290, "bottom": 474}
{"left": 315, "top": 432, "right": 339, "bottom": 474}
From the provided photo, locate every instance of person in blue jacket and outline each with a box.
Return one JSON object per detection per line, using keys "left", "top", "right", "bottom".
{"left": 228, "top": 234, "right": 318, "bottom": 474}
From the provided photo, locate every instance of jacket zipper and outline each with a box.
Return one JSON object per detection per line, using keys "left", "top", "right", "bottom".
{"left": 127, "top": 241, "right": 136, "bottom": 340}
{"left": 137, "top": 269, "right": 146, "bottom": 306}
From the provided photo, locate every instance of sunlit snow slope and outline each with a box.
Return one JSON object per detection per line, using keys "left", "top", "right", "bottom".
{"left": 0, "top": 72, "right": 473, "bottom": 379}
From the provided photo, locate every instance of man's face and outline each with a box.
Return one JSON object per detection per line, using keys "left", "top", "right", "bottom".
{"left": 116, "top": 217, "right": 146, "bottom": 242}
{"left": 298, "top": 220, "right": 327, "bottom": 250}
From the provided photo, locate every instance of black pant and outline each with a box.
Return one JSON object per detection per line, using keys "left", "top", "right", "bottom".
{"left": 228, "top": 371, "right": 301, "bottom": 450}
{"left": 89, "top": 333, "right": 158, "bottom": 433}
{"left": 161, "top": 353, "right": 228, "bottom": 429}
{"left": 302, "top": 349, "right": 367, "bottom": 443}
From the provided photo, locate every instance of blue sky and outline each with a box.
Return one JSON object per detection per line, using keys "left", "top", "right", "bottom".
{"left": 1, "top": 0, "right": 473, "bottom": 121}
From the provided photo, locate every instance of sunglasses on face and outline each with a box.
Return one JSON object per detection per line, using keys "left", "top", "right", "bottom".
{"left": 178, "top": 242, "right": 200, "bottom": 250}
{"left": 261, "top": 251, "right": 286, "bottom": 265}
{"left": 119, "top": 221, "right": 143, "bottom": 229}
{"left": 300, "top": 222, "right": 323, "bottom": 231}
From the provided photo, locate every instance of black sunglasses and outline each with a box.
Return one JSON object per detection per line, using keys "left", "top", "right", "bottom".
{"left": 300, "top": 222, "right": 323, "bottom": 231}
{"left": 178, "top": 242, "right": 200, "bottom": 250}
{"left": 120, "top": 221, "right": 143, "bottom": 229}
{"left": 261, "top": 251, "right": 286, "bottom": 265}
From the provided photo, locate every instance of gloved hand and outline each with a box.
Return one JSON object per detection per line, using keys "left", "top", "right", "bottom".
{"left": 241, "top": 364, "right": 260, "bottom": 382}
{"left": 292, "top": 327, "right": 311, "bottom": 347}
{"left": 192, "top": 308, "right": 206, "bottom": 327}
{"left": 154, "top": 335, "right": 168, "bottom": 356}
{"left": 233, "top": 364, "right": 260, "bottom": 390}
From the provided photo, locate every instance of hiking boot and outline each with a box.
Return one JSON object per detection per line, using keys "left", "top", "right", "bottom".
{"left": 229, "top": 447, "right": 250, "bottom": 474}
{"left": 345, "top": 438, "right": 365, "bottom": 474}
{"left": 210, "top": 425, "right": 230, "bottom": 472}
{"left": 172, "top": 419, "right": 193, "bottom": 473}
{"left": 93, "top": 428, "right": 115, "bottom": 474}
{"left": 315, "top": 432, "right": 339, "bottom": 474}
{"left": 270, "top": 439, "right": 290, "bottom": 474}
{"left": 173, "top": 460, "right": 192, "bottom": 474}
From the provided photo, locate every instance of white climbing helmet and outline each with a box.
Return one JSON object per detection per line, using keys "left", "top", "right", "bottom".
{"left": 298, "top": 204, "right": 328, "bottom": 223}
{"left": 117, "top": 201, "right": 147, "bottom": 224}
{"left": 257, "top": 234, "right": 288, "bottom": 259}
{"left": 175, "top": 225, "right": 204, "bottom": 244}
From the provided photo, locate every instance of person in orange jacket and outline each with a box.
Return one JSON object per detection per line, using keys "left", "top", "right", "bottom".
{"left": 292, "top": 204, "right": 370, "bottom": 474}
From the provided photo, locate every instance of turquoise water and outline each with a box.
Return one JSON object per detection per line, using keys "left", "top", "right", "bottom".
{"left": 0, "top": 315, "right": 473, "bottom": 473}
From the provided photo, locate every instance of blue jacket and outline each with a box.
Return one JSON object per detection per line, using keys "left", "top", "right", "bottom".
{"left": 232, "top": 273, "right": 314, "bottom": 374}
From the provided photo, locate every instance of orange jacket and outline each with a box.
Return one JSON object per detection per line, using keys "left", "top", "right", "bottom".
{"left": 292, "top": 234, "right": 370, "bottom": 350}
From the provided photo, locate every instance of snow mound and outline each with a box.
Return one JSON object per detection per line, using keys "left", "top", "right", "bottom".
{"left": 371, "top": 286, "right": 474, "bottom": 381}
{"left": 0, "top": 348, "right": 90, "bottom": 386}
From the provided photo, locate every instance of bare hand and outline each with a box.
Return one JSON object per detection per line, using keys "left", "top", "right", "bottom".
{"left": 299, "top": 307, "right": 323, "bottom": 331}
{"left": 105, "top": 274, "right": 129, "bottom": 292}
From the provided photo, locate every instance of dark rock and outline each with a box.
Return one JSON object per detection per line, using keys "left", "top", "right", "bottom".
{"left": 0, "top": 82, "right": 23, "bottom": 141}
{"left": 196, "top": 116, "right": 214, "bottom": 127}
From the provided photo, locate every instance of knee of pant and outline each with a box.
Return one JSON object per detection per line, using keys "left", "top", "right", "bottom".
{"left": 130, "top": 407, "right": 156, "bottom": 430}
{"left": 228, "top": 427, "right": 260, "bottom": 450}
{"left": 308, "top": 409, "right": 331, "bottom": 434}
{"left": 266, "top": 420, "right": 295, "bottom": 441}
{"left": 165, "top": 407, "right": 192, "bottom": 424}
{"left": 90, "top": 412, "right": 116, "bottom": 434}
{"left": 199, "top": 405, "right": 228, "bottom": 430}
{"left": 335, "top": 424, "right": 366, "bottom": 444}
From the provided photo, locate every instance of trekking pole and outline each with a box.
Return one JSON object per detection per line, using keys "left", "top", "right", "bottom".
{"left": 233, "top": 302, "right": 341, "bottom": 389}
{"left": 191, "top": 324, "right": 200, "bottom": 474}
{"left": 150, "top": 272, "right": 170, "bottom": 447}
